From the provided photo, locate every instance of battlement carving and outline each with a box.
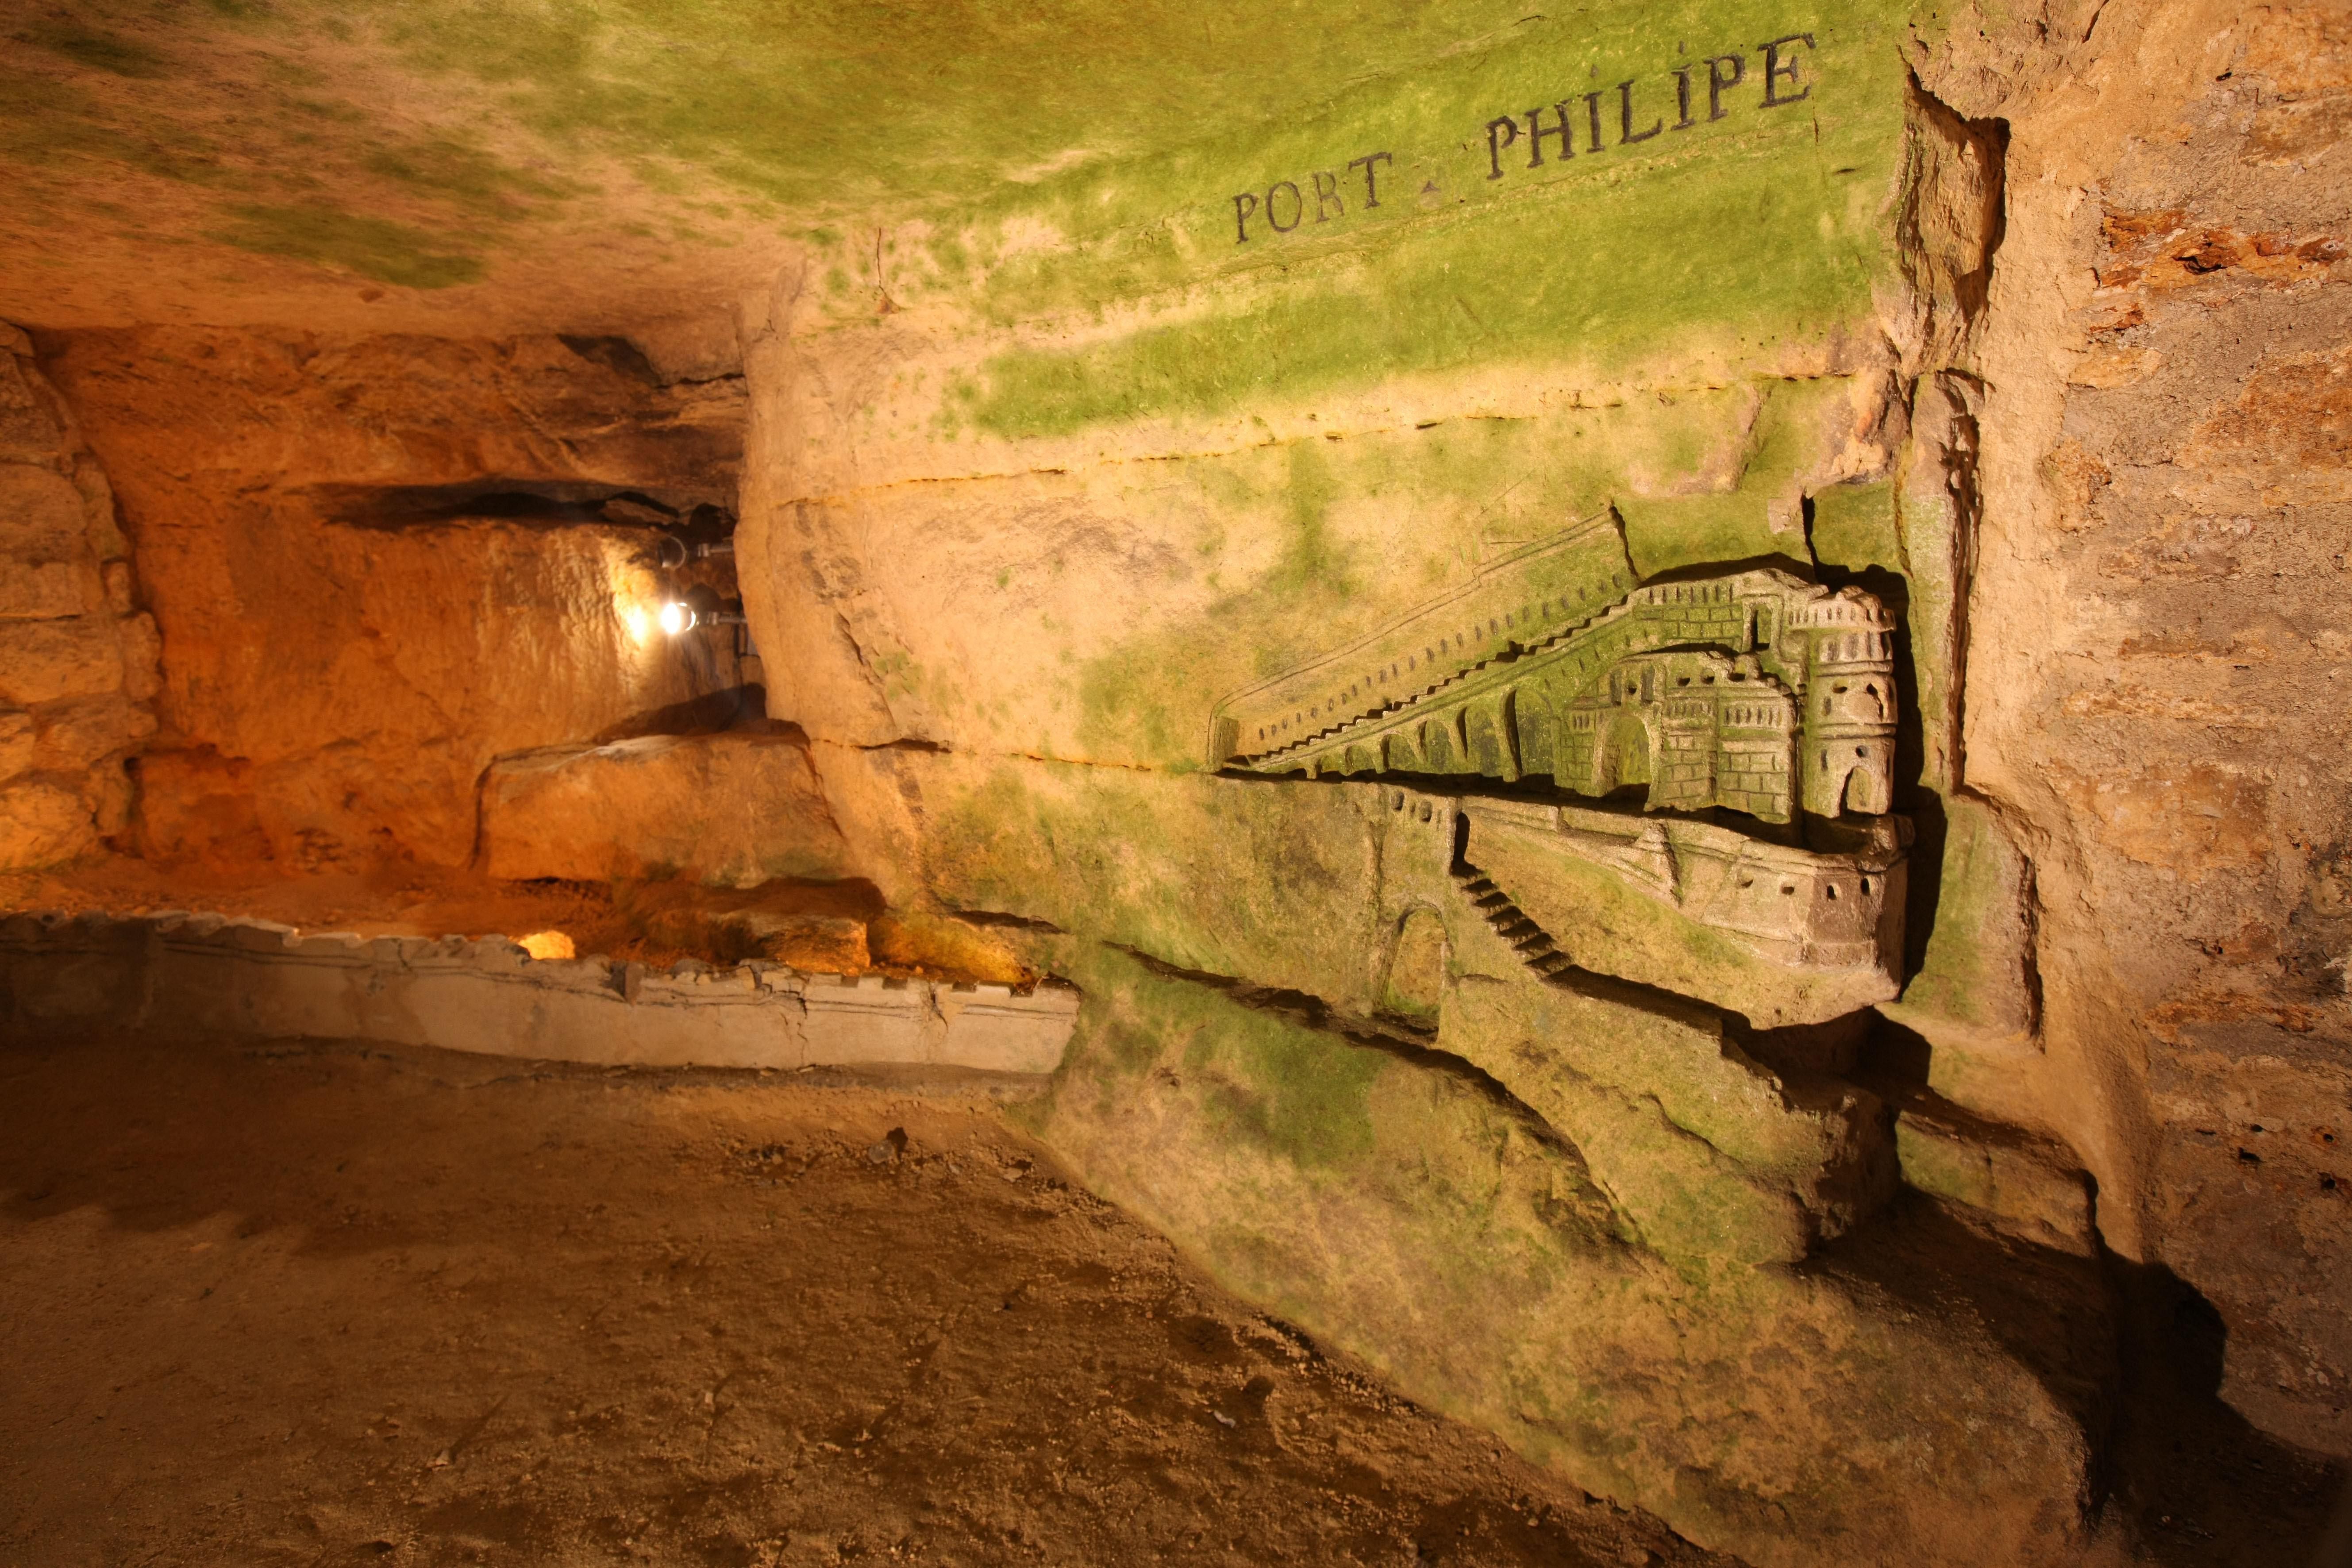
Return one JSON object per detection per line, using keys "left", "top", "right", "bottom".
{"left": 1209, "top": 520, "right": 1898, "bottom": 824}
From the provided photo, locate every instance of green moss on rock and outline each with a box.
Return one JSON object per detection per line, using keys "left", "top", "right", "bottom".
{"left": 1030, "top": 938, "right": 2097, "bottom": 1568}
{"left": 205, "top": 203, "right": 485, "bottom": 288}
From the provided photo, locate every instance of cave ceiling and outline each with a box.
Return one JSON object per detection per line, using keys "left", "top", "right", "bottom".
{"left": 1, "top": 0, "right": 1548, "bottom": 334}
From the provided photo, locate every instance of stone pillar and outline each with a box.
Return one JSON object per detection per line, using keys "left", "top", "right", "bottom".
{"left": 735, "top": 268, "right": 925, "bottom": 748}
{"left": 0, "top": 324, "right": 158, "bottom": 870}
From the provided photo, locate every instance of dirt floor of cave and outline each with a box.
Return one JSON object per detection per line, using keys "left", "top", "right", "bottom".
{"left": 0, "top": 1032, "right": 1719, "bottom": 1568}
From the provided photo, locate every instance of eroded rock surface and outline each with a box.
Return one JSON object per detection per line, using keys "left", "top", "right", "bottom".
{"left": 482, "top": 730, "right": 854, "bottom": 888}
{"left": 1928, "top": 0, "right": 2352, "bottom": 1459}
{"left": 37, "top": 328, "right": 750, "bottom": 872}
{"left": 0, "top": 323, "right": 158, "bottom": 870}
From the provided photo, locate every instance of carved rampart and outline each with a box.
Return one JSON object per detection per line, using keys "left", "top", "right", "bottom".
{"left": 1463, "top": 797, "right": 1906, "bottom": 976}
{"left": 1215, "top": 539, "right": 1898, "bottom": 825}
{"left": 1206, "top": 512, "right": 1634, "bottom": 767}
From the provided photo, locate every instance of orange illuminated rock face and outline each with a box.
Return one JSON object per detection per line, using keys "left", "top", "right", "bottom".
{"left": 37, "top": 328, "right": 752, "bottom": 874}
{"left": 481, "top": 731, "right": 854, "bottom": 888}
{"left": 0, "top": 325, "right": 159, "bottom": 871}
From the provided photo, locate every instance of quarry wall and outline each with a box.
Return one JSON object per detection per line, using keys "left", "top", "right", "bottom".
{"left": 33, "top": 328, "right": 752, "bottom": 874}
{"left": 1936, "top": 0, "right": 2352, "bottom": 1456}
{"left": 716, "top": 0, "right": 2350, "bottom": 1555}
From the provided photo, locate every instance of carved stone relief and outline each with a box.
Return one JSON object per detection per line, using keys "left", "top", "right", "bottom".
{"left": 1364, "top": 784, "right": 1905, "bottom": 1028}
{"left": 1467, "top": 798, "right": 1906, "bottom": 975}
{"left": 1209, "top": 514, "right": 1910, "bottom": 1022}
{"left": 1213, "top": 518, "right": 1898, "bottom": 827}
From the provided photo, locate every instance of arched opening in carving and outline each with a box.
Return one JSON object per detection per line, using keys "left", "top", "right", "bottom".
{"left": 1418, "top": 717, "right": 1458, "bottom": 772}
{"left": 1512, "top": 685, "right": 1555, "bottom": 778}
{"left": 1378, "top": 906, "right": 1448, "bottom": 1024}
{"left": 1463, "top": 701, "right": 1514, "bottom": 781}
{"left": 1592, "top": 713, "right": 1651, "bottom": 798}
{"left": 1840, "top": 746, "right": 1890, "bottom": 815}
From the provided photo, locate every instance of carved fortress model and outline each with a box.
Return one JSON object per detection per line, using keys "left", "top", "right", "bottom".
{"left": 1208, "top": 516, "right": 1898, "bottom": 824}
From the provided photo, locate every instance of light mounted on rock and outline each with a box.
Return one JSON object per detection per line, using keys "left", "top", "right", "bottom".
{"left": 658, "top": 584, "right": 746, "bottom": 636}
{"left": 654, "top": 533, "right": 735, "bottom": 570}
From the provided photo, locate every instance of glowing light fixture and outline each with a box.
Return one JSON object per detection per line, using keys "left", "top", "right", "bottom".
{"left": 518, "top": 930, "right": 576, "bottom": 961}
{"left": 656, "top": 585, "right": 747, "bottom": 636}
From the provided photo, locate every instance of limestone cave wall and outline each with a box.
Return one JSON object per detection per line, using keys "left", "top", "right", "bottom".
{"left": 32, "top": 327, "right": 752, "bottom": 874}
{"left": 720, "top": 4, "right": 2098, "bottom": 1563}
{"left": 1938, "top": 0, "right": 2352, "bottom": 1456}
{"left": 708, "top": 0, "right": 2348, "bottom": 1557}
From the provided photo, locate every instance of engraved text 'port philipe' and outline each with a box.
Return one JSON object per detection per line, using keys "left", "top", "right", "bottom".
{"left": 1230, "top": 33, "right": 1816, "bottom": 244}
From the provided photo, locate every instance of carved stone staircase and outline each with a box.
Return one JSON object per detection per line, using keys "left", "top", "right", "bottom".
{"left": 1453, "top": 864, "right": 1578, "bottom": 983}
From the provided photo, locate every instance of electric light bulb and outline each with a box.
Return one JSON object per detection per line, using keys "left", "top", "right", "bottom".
{"left": 658, "top": 600, "right": 694, "bottom": 636}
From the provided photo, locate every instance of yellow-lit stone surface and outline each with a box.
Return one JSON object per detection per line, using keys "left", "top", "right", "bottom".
{"left": 481, "top": 732, "right": 853, "bottom": 889}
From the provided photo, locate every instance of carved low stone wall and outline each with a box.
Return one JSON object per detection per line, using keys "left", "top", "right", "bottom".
{"left": 0, "top": 911, "right": 1078, "bottom": 1075}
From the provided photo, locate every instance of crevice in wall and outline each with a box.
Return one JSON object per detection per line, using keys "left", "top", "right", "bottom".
{"left": 944, "top": 909, "right": 1067, "bottom": 935}
{"left": 588, "top": 687, "right": 778, "bottom": 744}
{"left": 770, "top": 369, "right": 1903, "bottom": 513}
{"left": 555, "top": 335, "right": 663, "bottom": 386}
{"left": 2015, "top": 840, "right": 2048, "bottom": 1041}
{"left": 1894, "top": 74, "right": 2010, "bottom": 378}
{"left": 1107, "top": 939, "right": 1630, "bottom": 1218}
{"left": 313, "top": 482, "right": 735, "bottom": 533}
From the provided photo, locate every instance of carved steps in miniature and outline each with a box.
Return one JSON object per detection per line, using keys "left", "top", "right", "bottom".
{"left": 1454, "top": 870, "right": 1575, "bottom": 979}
